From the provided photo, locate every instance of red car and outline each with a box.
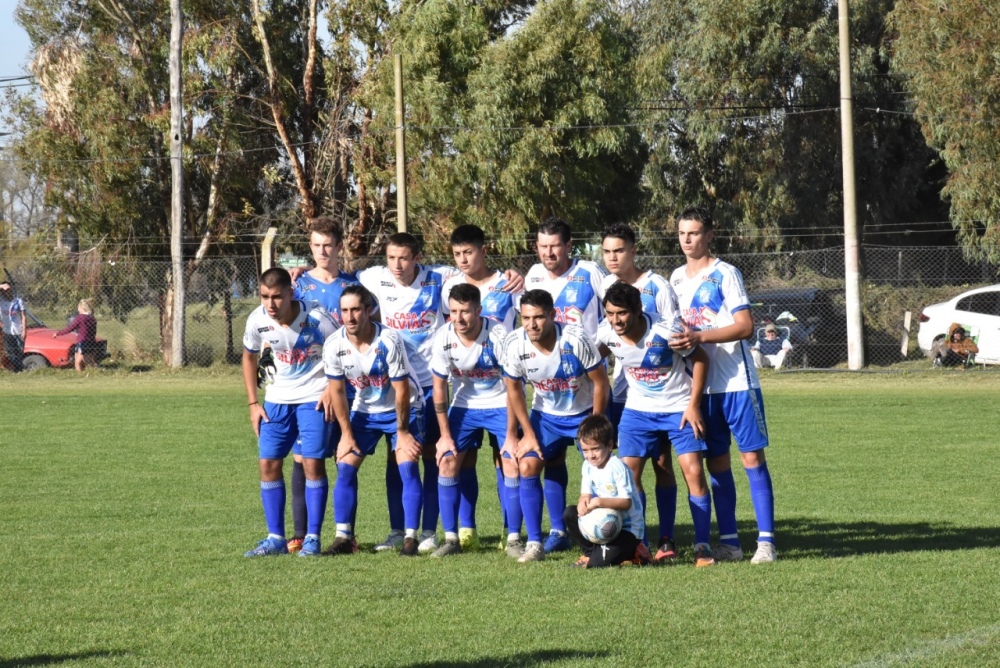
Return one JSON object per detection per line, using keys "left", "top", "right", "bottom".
{"left": 2, "top": 311, "right": 109, "bottom": 370}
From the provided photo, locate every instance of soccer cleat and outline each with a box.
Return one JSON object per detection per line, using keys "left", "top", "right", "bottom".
{"left": 713, "top": 543, "right": 745, "bottom": 562}
{"left": 653, "top": 538, "right": 679, "bottom": 562}
{"left": 373, "top": 530, "right": 404, "bottom": 552}
{"left": 571, "top": 554, "right": 590, "bottom": 568}
{"left": 286, "top": 537, "right": 304, "bottom": 555}
{"left": 417, "top": 530, "right": 439, "bottom": 554}
{"left": 243, "top": 536, "right": 288, "bottom": 558}
{"left": 542, "top": 531, "right": 572, "bottom": 554}
{"left": 430, "top": 538, "right": 462, "bottom": 558}
{"left": 693, "top": 543, "right": 716, "bottom": 568}
{"left": 458, "top": 527, "right": 481, "bottom": 552}
{"left": 632, "top": 542, "right": 653, "bottom": 566}
{"left": 400, "top": 536, "right": 419, "bottom": 557}
{"left": 517, "top": 542, "right": 546, "bottom": 563}
{"left": 505, "top": 538, "right": 525, "bottom": 559}
{"left": 321, "top": 536, "right": 358, "bottom": 556}
{"left": 298, "top": 536, "right": 321, "bottom": 557}
{"left": 750, "top": 541, "right": 778, "bottom": 565}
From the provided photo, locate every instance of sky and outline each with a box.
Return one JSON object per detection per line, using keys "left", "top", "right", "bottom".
{"left": 1, "top": 5, "right": 32, "bottom": 78}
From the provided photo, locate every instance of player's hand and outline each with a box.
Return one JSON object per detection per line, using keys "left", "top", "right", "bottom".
{"left": 249, "top": 403, "right": 269, "bottom": 438}
{"left": 501, "top": 431, "right": 519, "bottom": 461}
{"left": 577, "top": 497, "right": 591, "bottom": 516}
{"left": 315, "top": 390, "right": 337, "bottom": 422}
{"left": 586, "top": 496, "right": 603, "bottom": 512}
{"left": 516, "top": 433, "right": 543, "bottom": 460}
{"left": 396, "top": 432, "right": 422, "bottom": 460}
{"left": 336, "top": 434, "right": 359, "bottom": 462}
{"left": 436, "top": 436, "right": 457, "bottom": 466}
{"left": 680, "top": 405, "right": 705, "bottom": 440}
{"left": 287, "top": 266, "right": 309, "bottom": 284}
{"left": 669, "top": 328, "right": 701, "bottom": 350}
{"left": 501, "top": 269, "right": 525, "bottom": 293}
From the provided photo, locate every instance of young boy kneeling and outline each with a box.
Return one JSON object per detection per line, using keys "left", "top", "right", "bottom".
{"left": 564, "top": 415, "right": 653, "bottom": 568}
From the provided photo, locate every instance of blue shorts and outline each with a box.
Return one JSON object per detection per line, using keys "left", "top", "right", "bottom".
{"left": 292, "top": 408, "right": 341, "bottom": 458}
{"left": 617, "top": 408, "right": 707, "bottom": 457}
{"left": 702, "top": 389, "right": 769, "bottom": 458}
{"left": 448, "top": 407, "right": 508, "bottom": 452}
{"left": 349, "top": 408, "right": 425, "bottom": 457}
{"left": 423, "top": 386, "right": 441, "bottom": 448}
{"left": 529, "top": 410, "right": 589, "bottom": 460}
{"left": 259, "top": 401, "right": 334, "bottom": 460}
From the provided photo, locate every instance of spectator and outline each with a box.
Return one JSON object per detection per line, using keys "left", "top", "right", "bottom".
{"left": 939, "top": 323, "right": 978, "bottom": 368}
{"left": 0, "top": 281, "right": 27, "bottom": 372}
{"left": 56, "top": 299, "right": 99, "bottom": 373}
{"left": 751, "top": 323, "right": 792, "bottom": 370}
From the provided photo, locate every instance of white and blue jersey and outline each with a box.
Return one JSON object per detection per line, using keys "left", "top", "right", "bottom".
{"left": 293, "top": 269, "right": 359, "bottom": 327}
{"left": 581, "top": 456, "right": 645, "bottom": 540}
{"left": 670, "top": 259, "right": 760, "bottom": 394}
{"left": 358, "top": 264, "right": 461, "bottom": 389}
{"left": 525, "top": 259, "right": 606, "bottom": 338}
{"left": 322, "top": 322, "right": 422, "bottom": 414}
{"left": 502, "top": 323, "right": 602, "bottom": 417}
{"left": 430, "top": 318, "right": 509, "bottom": 410}
{"left": 243, "top": 300, "right": 337, "bottom": 405}
{"left": 442, "top": 271, "right": 521, "bottom": 331}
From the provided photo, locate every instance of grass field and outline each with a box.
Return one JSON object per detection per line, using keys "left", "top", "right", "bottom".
{"left": 2, "top": 367, "right": 999, "bottom": 667}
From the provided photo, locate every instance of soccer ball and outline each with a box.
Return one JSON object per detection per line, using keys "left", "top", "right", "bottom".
{"left": 578, "top": 508, "right": 623, "bottom": 545}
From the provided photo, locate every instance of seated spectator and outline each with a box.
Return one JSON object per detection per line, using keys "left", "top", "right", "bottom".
{"left": 56, "top": 299, "right": 99, "bottom": 373}
{"left": 751, "top": 323, "right": 792, "bottom": 370}
{"left": 939, "top": 323, "right": 978, "bottom": 368}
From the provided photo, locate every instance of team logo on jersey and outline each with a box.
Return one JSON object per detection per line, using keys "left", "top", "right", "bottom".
{"left": 519, "top": 353, "right": 535, "bottom": 360}
{"left": 528, "top": 276, "right": 545, "bottom": 283}
{"left": 567, "top": 275, "right": 586, "bottom": 283}
{"left": 563, "top": 287, "right": 578, "bottom": 302}
{"left": 386, "top": 296, "right": 399, "bottom": 302}
{"left": 381, "top": 281, "right": 394, "bottom": 287}
{"left": 336, "top": 350, "right": 351, "bottom": 357}
{"left": 300, "top": 284, "right": 316, "bottom": 292}
{"left": 257, "top": 326, "right": 273, "bottom": 333}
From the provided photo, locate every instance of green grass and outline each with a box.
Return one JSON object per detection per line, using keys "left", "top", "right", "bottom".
{"left": 2, "top": 368, "right": 1000, "bottom": 667}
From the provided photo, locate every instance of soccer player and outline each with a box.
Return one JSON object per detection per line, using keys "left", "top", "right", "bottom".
{"left": 598, "top": 223, "right": 681, "bottom": 558}
{"left": 286, "top": 216, "right": 359, "bottom": 554}
{"left": 565, "top": 414, "right": 651, "bottom": 569}
{"left": 669, "top": 206, "right": 777, "bottom": 565}
{"left": 502, "top": 289, "right": 609, "bottom": 562}
{"left": 358, "top": 233, "right": 523, "bottom": 554}
{"left": 596, "top": 282, "right": 715, "bottom": 566}
{"left": 319, "top": 285, "right": 426, "bottom": 556}
{"left": 429, "top": 283, "right": 517, "bottom": 557}
{"left": 241, "top": 267, "right": 338, "bottom": 558}
{"left": 441, "top": 224, "right": 523, "bottom": 548}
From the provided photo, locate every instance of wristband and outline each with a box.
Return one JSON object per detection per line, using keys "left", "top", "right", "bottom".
{"left": 248, "top": 401, "right": 259, "bottom": 406}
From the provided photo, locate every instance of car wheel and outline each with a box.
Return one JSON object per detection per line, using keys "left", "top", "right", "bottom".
{"left": 22, "top": 354, "right": 50, "bottom": 371}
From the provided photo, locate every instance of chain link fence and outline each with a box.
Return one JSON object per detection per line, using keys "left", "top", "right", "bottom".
{"left": 2, "top": 245, "right": 996, "bottom": 368}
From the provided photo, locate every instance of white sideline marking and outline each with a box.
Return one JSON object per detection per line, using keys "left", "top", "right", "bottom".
{"left": 850, "top": 624, "right": 1000, "bottom": 667}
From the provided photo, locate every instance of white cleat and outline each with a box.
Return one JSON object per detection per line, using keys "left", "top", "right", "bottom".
{"left": 373, "top": 530, "right": 404, "bottom": 552}
{"left": 417, "top": 530, "right": 439, "bottom": 554}
{"left": 750, "top": 541, "right": 778, "bottom": 565}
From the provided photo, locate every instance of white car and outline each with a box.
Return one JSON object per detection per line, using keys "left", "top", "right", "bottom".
{"left": 917, "top": 284, "right": 1000, "bottom": 364}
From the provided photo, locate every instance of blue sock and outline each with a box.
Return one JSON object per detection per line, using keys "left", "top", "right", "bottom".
{"left": 543, "top": 461, "right": 568, "bottom": 533}
{"left": 689, "top": 494, "right": 712, "bottom": 546}
{"left": 520, "top": 475, "right": 544, "bottom": 543}
{"left": 438, "top": 475, "right": 460, "bottom": 534}
{"left": 458, "top": 468, "right": 479, "bottom": 529}
{"left": 385, "top": 460, "right": 404, "bottom": 532}
{"left": 504, "top": 476, "right": 523, "bottom": 534}
{"left": 495, "top": 467, "right": 507, "bottom": 530}
{"left": 710, "top": 469, "right": 740, "bottom": 546}
{"left": 304, "top": 477, "right": 328, "bottom": 536}
{"left": 421, "top": 459, "right": 439, "bottom": 532}
{"left": 655, "top": 484, "right": 677, "bottom": 541}
{"left": 746, "top": 462, "right": 775, "bottom": 543}
{"left": 638, "top": 491, "right": 648, "bottom": 547}
{"left": 260, "top": 479, "right": 285, "bottom": 538}
{"left": 399, "top": 461, "right": 423, "bottom": 532}
{"left": 334, "top": 463, "right": 359, "bottom": 531}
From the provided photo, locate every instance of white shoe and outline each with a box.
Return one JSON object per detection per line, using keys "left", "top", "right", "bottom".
{"left": 417, "top": 530, "right": 439, "bottom": 554}
{"left": 505, "top": 538, "right": 524, "bottom": 559}
{"left": 713, "top": 543, "right": 745, "bottom": 562}
{"left": 750, "top": 541, "right": 778, "bottom": 564}
{"left": 373, "top": 530, "right": 404, "bottom": 552}
{"left": 517, "top": 541, "right": 546, "bottom": 563}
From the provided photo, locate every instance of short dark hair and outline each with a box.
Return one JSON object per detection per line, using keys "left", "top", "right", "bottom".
{"left": 602, "top": 281, "right": 642, "bottom": 313}
{"left": 450, "top": 224, "right": 486, "bottom": 248}
{"left": 601, "top": 224, "right": 636, "bottom": 246}
{"left": 448, "top": 283, "right": 481, "bottom": 309}
{"left": 520, "top": 289, "right": 554, "bottom": 312}
{"left": 677, "top": 206, "right": 714, "bottom": 230}
{"left": 577, "top": 414, "right": 615, "bottom": 448}
{"left": 340, "top": 284, "right": 376, "bottom": 311}
{"left": 307, "top": 217, "right": 344, "bottom": 244}
{"left": 260, "top": 267, "right": 292, "bottom": 290}
{"left": 386, "top": 232, "right": 422, "bottom": 257}
{"left": 537, "top": 217, "right": 572, "bottom": 244}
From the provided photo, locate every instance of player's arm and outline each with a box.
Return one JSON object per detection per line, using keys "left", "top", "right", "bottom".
{"left": 678, "top": 346, "right": 708, "bottom": 439}
{"left": 587, "top": 495, "right": 631, "bottom": 512}
{"left": 577, "top": 493, "right": 593, "bottom": 517}
{"left": 433, "top": 374, "right": 456, "bottom": 465}
{"left": 670, "top": 308, "right": 755, "bottom": 349}
{"left": 587, "top": 364, "right": 609, "bottom": 416}
{"left": 392, "top": 378, "right": 422, "bottom": 459}
{"left": 500, "top": 268, "right": 524, "bottom": 293}
{"left": 505, "top": 377, "right": 541, "bottom": 459}
{"left": 241, "top": 349, "right": 269, "bottom": 437}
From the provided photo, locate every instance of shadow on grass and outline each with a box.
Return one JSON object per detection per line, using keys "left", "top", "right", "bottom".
{"left": 402, "top": 649, "right": 611, "bottom": 667}
{"left": 0, "top": 650, "right": 126, "bottom": 667}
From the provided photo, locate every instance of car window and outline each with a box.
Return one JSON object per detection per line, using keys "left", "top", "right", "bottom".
{"left": 958, "top": 291, "right": 1000, "bottom": 317}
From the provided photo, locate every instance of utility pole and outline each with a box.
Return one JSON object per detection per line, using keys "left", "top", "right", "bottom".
{"left": 839, "top": 0, "right": 865, "bottom": 369}
{"left": 394, "top": 54, "right": 407, "bottom": 233}
{"left": 169, "top": 0, "right": 185, "bottom": 367}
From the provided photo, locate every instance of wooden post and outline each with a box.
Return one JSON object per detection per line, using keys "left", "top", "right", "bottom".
{"left": 900, "top": 310, "right": 911, "bottom": 358}
{"left": 261, "top": 227, "right": 278, "bottom": 272}
{"left": 169, "top": 0, "right": 185, "bottom": 368}
{"left": 394, "top": 54, "right": 407, "bottom": 233}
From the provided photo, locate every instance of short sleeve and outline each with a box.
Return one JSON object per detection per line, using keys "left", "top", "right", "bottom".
{"left": 323, "top": 336, "right": 345, "bottom": 378}
{"left": 384, "top": 330, "right": 410, "bottom": 380}
{"left": 501, "top": 331, "right": 524, "bottom": 380}
{"left": 721, "top": 265, "right": 751, "bottom": 315}
{"left": 611, "top": 460, "right": 634, "bottom": 499}
{"left": 574, "top": 329, "right": 602, "bottom": 371}
{"left": 430, "top": 327, "right": 452, "bottom": 378}
{"left": 357, "top": 267, "right": 380, "bottom": 297}
{"left": 242, "top": 313, "right": 261, "bottom": 353}
{"left": 656, "top": 280, "right": 681, "bottom": 320}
